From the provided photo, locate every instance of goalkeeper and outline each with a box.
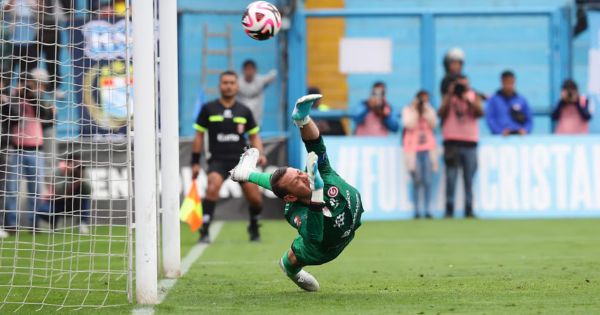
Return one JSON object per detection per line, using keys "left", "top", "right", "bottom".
{"left": 230, "top": 94, "right": 364, "bottom": 291}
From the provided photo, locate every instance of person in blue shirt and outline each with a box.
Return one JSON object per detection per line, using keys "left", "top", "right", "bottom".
{"left": 486, "top": 70, "right": 533, "bottom": 135}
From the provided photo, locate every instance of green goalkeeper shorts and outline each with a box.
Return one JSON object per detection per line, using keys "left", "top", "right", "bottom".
{"left": 290, "top": 234, "right": 353, "bottom": 266}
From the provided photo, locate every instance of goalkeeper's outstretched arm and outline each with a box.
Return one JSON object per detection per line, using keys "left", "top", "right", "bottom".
{"left": 292, "top": 94, "right": 335, "bottom": 175}
{"left": 299, "top": 118, "right": 320, "bottom": 141}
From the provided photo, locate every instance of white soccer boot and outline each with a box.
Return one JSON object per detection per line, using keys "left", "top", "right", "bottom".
{"left": 0, "top": 228, "right": 8, "bottom": 238}
{"left": 230, "top": 148, "right": 260, "bottom": 182}
{"left": 279, "top": 258, "right": 320, "bottom": 292}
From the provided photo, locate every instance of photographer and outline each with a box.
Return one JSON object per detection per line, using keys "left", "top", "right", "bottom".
{"left": 438, "top": 75, "right": 483, "bottom": 218}
{"left": 4, "top": 73, "right": 54, "bottom": 230}
{"left": 486, "top": 71, "right": 532, "bottom": 136}
{"left": 402, "top": 90, "right": 438, "bottom": 219}
{"left": 551, "top": 79, "right": 591, "bottom": 134}
{"left": 354, "top": 81, "right": 399, "bottom": 136}
{"left": 440, "top": 48, "right": 465, "bottom": 96}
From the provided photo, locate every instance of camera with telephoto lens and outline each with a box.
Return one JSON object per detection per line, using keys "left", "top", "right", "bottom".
{"left": 565, "top": 88, "right": 580, "bottom": 103}
{"left": 454, "top": 82, "right": 466, "bottom": 97}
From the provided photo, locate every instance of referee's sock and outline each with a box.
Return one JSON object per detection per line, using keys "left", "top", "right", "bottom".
{"left": 201, "top": 200, "right": 216, "bottom": 229}
{"left": 249, "top": 205, "right": 262, "bottom": 227}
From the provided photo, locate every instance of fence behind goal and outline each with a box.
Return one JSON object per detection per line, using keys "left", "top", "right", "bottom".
{"left": 0, "top": 1, "right": 135, "bottom": 311}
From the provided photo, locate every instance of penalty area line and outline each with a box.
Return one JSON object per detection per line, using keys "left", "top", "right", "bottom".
{"left": 132, "top": 221, "right": 224, "bottom": 315}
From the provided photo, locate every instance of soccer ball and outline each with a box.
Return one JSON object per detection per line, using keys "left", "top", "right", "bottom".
{"left": 242, "top": 1, "right": 282, "bottom": 41}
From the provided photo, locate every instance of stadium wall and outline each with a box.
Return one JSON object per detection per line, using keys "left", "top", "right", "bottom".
{"left": 60, "top": 138, "right": 288, "bottom": 222}
{"left": 177, "top": 0, "right": 284, "bottom": 137}
{"left": 303, "top": 2, "right": 582, "bottom": 135}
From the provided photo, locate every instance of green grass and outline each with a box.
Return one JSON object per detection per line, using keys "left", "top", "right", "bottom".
{"left": 0, "top": 226, "right": 131, "bottom": 313}
{"left": 158, "top": 219, "right": 600, "bottom": 315}
{"left": 1, "top": 220, "right": 599, "bottom": 314}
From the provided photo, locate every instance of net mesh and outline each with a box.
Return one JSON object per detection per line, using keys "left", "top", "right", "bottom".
{"left": 0, "top": 0, "right": 133, "bottom": 311}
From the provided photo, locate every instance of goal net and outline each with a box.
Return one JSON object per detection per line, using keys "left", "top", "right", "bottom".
{"left": 0, "top": 0, "right": 134, "bottom": 311}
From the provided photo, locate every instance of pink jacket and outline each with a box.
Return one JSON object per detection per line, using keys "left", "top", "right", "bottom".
{"left": 555, "top": 96, "right": 590, "bottom": 134}
{"left": 402, "top": 103, "right": 438, "bottom": 172}
{"left": 441, "top": 91, "right": 480, "bottom": 143}
{"left": 355, "top": 111, "right": 391, "bottom": 136}
{"left": 11, "top": 100, "right": 44, "bottom": 149}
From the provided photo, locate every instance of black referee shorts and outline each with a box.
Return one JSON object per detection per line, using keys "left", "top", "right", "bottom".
{"left": 206, "top": 158, "right": 239, "bottom": 180}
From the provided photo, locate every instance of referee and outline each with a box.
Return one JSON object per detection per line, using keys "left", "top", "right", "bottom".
{"left": 191, "top": 71, "right": 267, "bottom": 243}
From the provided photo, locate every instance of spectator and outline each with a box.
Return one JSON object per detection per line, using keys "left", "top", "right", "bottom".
{"left": 354, "top": 81, "right": 399, "bottom": 136}
{"left": 0, "top": 80, "right": 16, "bottom": 238}
{"left": 36, "top": 0, "right": 71, "bottom": 94}
{"left": 486, "top": 70, "right": 533, "bottom": 135}
{"left": 552, "top": 79, "right": 592, "bottom": 134}
{"left": 28, "top": 68, "right": 56, "bottom": 131}
{"left": 3, "top": 73, "right": 54, "bottom": 230}
{"left": 38, "top": 153, "right": 91, "bottom": 234}
{"left": 92, "top": 0, "right": 116, "bottom": 20}
{"left": 402, "top": 90, "right": 438, "bottom": 219}
{"left": 2, "top": 0, "right": 40, "bottom": 83}
{"left": 0, "top": 6, "right": 14, "bottom": 89}
{"left": 440, "top": 48, "right": 465, "bottom": 96}
{"left": 307, "top": 86, "right": 345, "bottom": 136}
{"left": 237, "top": 59, "right": 277, "bottom": 125}
{"left": 438, "top": 75, "right": 483, "bottom": 218}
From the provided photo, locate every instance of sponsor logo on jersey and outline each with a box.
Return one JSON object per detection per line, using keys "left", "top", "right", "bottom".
{"left": 333, "top": 213, "right": 344, "bottom": 228}
{"left": 223, "top": 109, "right": 233, "bottom": 118}
{"left": 329, "top": 198, "right": 339, "bottom": 209}
{"left": 322, "top": 206, "right": 332, "bottom": 217}
{"left": 341, "top": 229, "right": 351, "bottom": 238}
{"left": 293, "top": 215, "right": 302, "bottom": 227}
{"left": 327, "top": 186, "right": 339, "bottom": 198}
{"left": 217, "top": 133, "right": 240, "bottom": 142}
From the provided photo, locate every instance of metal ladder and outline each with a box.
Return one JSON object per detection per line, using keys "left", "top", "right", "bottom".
{"left": 201, "top": 24, "right": 233, "bottom": 98}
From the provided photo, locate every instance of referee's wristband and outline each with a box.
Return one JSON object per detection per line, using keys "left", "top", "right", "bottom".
{"left": 191, "top": 152, "right": 201, "bottom": 165}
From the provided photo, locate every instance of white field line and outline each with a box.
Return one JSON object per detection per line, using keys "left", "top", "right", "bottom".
{"left": 132, "top": 221, "right": 224, "bottom": 315}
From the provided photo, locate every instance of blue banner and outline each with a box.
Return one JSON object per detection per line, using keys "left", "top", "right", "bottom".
{"left": 69, "top": 18, "right": 132, "bottom": 136}
{"left": 313, "top": 136, "right": 600, "bottom": 220}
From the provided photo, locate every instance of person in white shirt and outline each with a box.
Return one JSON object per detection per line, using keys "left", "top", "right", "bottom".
{"left": 237, "top": 59, "right": 277, "bottom": 125}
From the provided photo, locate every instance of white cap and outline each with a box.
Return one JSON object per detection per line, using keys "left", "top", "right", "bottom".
{"left": 30, "top": 68, "right": 50, "bottom": 83}
{"left": 446, "top": 47, "right": 465, "bottom": 62}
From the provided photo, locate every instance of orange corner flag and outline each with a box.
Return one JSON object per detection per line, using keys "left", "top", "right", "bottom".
{"left": 179, "top": 181, "right": 203, "bottom": 232}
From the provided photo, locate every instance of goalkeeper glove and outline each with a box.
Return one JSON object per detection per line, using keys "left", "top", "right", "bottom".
{"left": 292, "top": 94, "right": 322, "bottom": 128}
{"left": 306, "top": 151, "right": 324, "bottom": 204}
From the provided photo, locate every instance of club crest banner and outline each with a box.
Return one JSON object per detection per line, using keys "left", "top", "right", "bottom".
{"left": 69, "top": 18, "right": 132, "bottom": 135}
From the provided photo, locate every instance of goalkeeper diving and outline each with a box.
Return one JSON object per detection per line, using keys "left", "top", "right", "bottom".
{"left": 230, "top": 94, "right": 364, "bottom": 291}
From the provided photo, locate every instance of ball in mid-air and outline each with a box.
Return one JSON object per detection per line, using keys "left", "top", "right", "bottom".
{"left": 242, "top": 1, "right": 282, "bottom": 41}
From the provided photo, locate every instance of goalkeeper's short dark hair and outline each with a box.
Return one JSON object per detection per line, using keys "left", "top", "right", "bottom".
{"left": 270, "top": 167, "right": 289, "bottom": 199}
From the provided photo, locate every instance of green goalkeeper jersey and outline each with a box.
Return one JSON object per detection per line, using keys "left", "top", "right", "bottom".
{"left": 284, "top": 137, "right": 364, "bottom": 261}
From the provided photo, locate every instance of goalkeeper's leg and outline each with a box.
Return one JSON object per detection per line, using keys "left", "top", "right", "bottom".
{"left": 291, "top": 94, "right": 322, "bottom": 141}
{"left": 279, "top": 249, "right": 320, "bottom": 292}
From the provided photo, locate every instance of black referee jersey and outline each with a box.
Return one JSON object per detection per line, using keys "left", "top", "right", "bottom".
{"left": 194, "top": 100, "right": 259, "bottom": 160}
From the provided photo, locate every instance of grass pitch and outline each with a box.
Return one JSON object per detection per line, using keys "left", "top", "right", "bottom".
{"left": 0, "top": 219, "right": 598, "bottom": 314}
{"left": 0, "top": 226, "right": 130, "bottom": 313}
{"left": 159, "top": 219, "right": 600, "bottom": 315}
